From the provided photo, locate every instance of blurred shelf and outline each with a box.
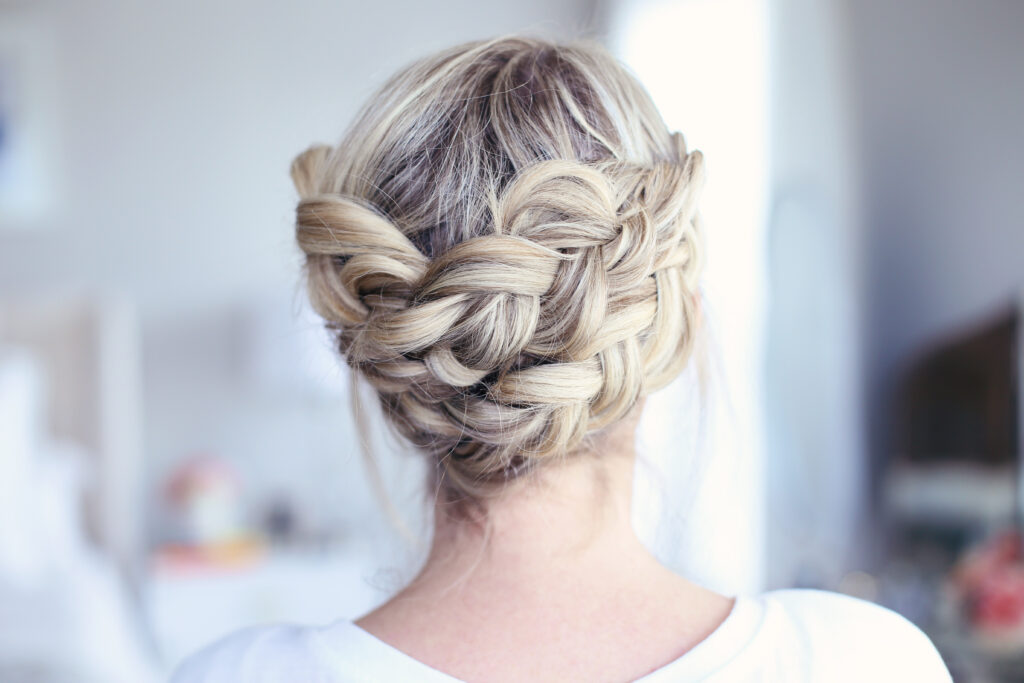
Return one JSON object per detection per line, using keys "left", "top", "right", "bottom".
{"left": 883, "top": 463, "right": 1017, "bottom": 527}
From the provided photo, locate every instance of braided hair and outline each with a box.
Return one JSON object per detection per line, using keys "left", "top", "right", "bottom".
{"left": 292, "top": 36, "right": 705, "bottom": 507}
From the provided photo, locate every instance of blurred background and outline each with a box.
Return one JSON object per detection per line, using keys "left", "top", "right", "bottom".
{"left": 0, "top": 0, "right": 1021, "bottom": 680}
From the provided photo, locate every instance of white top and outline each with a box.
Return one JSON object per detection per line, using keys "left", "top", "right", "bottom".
{"left": 170, "top": 589, "right": 952, "bottom": 682}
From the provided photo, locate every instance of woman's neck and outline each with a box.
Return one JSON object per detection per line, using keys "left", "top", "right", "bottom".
{"left": 428, "top": 466, "right": 637, "bottom": 588}
{"left": 415, "top": 405, "right": 648, "bottom": 588}
{"left": 354, "top": 412, "right": 734, "bottom": 682}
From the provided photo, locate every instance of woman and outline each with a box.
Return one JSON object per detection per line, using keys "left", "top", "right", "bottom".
{"left": 173, "top": 36, "right": 950, "bottom": 681}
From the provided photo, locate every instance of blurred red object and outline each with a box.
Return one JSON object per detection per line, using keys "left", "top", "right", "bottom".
{"left": 165, "top": 454, "right": 239, "bottom": 504}
{"left": 162, "top": 453, "right": 256, "bottom": 550}
{"left": 952, "top": 529, "right": 1024, "bottom": 643}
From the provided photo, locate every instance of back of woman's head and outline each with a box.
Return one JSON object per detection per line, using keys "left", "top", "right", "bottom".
{"left": 292, "top": 36, "right": 705, "bottom": 508}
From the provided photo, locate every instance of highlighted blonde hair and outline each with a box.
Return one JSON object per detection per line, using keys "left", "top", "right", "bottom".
{"left": 292, "top": 36, "right": 704, "bottom": 507}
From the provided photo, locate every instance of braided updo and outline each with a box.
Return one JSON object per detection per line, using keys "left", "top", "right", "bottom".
{"left": 292, "top": 36, "right": 704, "bottom": 506}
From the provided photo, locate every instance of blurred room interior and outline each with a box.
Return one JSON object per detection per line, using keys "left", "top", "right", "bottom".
{"left": 0, "top": 0, "right": 1021, "bottom": 680}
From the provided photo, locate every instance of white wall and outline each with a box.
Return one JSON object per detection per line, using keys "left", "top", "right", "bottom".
{"left": 0, "top": 0, "right": 597, "bottom": 310}
{"left": 761, "top": 0, "right": 1024, "bottom": 586}
{"left": 608, "top": 0, "right": 770, "bottom": 596}
{"left": 0, "top": 0, "right": 597, "bottom": 557}
{"left": 847, "top": 0, "right": 1024, "bottom": 493}
{"left": 763, "top": 0, "right": 865, "bottom": 587}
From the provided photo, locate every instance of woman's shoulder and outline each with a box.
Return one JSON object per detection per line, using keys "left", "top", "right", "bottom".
{"left": 168, "top": 622, "right": 342, "bottom": 683}
{"left": 750, "top": 588, "right": 951, "bottom": 681}
{"left": 758, "top": 587, "right": 933, "bottom": 638}
{"left": 169, "top": 590, "right": 952, "bottom": 682}
{"left": 167, "top": 617, "right": 455, "bottom": 683}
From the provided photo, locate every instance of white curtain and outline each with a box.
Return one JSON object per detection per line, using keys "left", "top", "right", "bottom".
{"left": 610, "top": 0, "right": 771, "bottom": 595}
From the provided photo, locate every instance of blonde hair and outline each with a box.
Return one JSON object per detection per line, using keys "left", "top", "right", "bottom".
{"left": 292, "top": 36, "right": 704, "bottom": 508}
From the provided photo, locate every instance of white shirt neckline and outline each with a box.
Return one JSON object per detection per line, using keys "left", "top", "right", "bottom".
{"left": 309, "top": 595, "right": 762, "bottom": 682}
{"left": 171, "top": 589, "right": 954, "bottom": 682}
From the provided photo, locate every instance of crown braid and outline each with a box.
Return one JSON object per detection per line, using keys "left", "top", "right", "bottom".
{"left": 293, "top": 37, "right": 704, "bottom": 504}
